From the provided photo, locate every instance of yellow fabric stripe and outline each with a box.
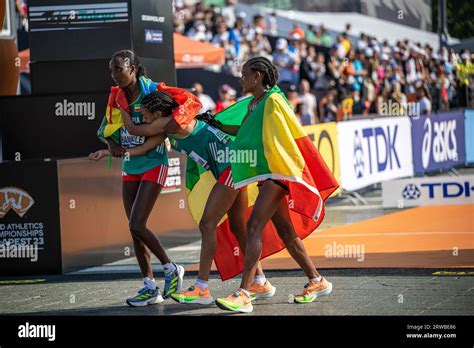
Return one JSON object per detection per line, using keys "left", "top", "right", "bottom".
{"left": 104, "top": 107, "right": 124, "bottom": 138}
{"left": 187, "top": 171, "right": 259, "bottom": 226}
{"left": 262, "top": 93, "right": 306, "bottom": 178}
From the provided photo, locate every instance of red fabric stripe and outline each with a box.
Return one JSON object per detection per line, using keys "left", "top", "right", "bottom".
{"left": 295, "top": 136, "right": 339, "bottom": 201}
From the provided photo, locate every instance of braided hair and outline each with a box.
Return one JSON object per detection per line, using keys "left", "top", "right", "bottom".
{"left": 244, "top": 57, "right": 279, "bottom": 88}
{"left": 111, "top": 50, "right": 146, "bottom": 78}
{"left": 141, "top": 90, "right": 179, "bottom": 116}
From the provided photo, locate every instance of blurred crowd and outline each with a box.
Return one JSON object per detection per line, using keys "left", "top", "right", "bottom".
{"left": 174, "top": 0, "right": 474, "bottom": 125}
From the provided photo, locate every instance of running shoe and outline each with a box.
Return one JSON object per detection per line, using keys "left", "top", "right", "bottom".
{"left": 215, "top": 290, "right": 253, "bottom": 313}
{"left": 293, "top": 277, "right": 332, "bottom": 304}
{"left": 249, "top": 280, "right": 276, "bottom": 300}
{"left": 171, "top": 285, "right": 214, "bottom": 305}
{"left": 126, "top": 286, "right": 163, "bottom": 307}
{"left": 163, "top": 263, "right": 185, "bottom": 298}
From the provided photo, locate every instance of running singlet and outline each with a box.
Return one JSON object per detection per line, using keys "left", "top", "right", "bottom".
{"left": 120, "top": 93, "right": 168, "bottom": 174}
{"left": 168, "top": 120, "right": 231, "bottom": 179}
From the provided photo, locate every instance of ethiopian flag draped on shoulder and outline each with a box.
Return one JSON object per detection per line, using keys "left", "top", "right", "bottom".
{"left": 97, "top": 76, "right": 201, "bottom": 142}
{"left": 185, "top": 86, "right": 338, "bottom": 281}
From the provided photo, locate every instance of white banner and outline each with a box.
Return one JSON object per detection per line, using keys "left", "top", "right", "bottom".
{"left": 382, "top": 175, "right": 474, "bottom": 207}
{"left": 337, "top": 117, "right": 414, "bottom": 191}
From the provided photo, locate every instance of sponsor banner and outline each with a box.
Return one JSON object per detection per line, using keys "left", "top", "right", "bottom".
{"left": 0, "top": 160, "right": 62, "bottom": 275}
{"left": 337, "top": 117, "right": 414, "bottom": 191}
{"left": 382, "top": 175, "right": 474, "bottom": 208}
{"left": 304, "top": 122, "right": 341, "bottom": 196}
{"left": 465, "top": 110, "right": 474, "bottom": 163}
{"left": 411, "top": 111, "right": 466, "bottom": 173}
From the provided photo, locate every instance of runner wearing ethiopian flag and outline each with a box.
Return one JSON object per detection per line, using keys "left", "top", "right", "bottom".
{"left": 214, "top": 57, "right": 340, "bottom": 313}
{"left": 119, "top": 90, "right": 275, "bottom": 305}
{"left": 95, "top": 50, "right": 201, "bottom": 307}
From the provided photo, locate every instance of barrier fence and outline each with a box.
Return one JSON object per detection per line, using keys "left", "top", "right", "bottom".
{"left": 303, "top": 109, "right": 472, "bottom": 193}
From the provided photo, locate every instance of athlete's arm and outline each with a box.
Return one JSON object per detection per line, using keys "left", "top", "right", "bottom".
{"left": 106, "top": 138, "right": 126, "bottom": 158}
{"left": 217, "top": 124, "right": 240, "bottom": 136}
{"left": 120, "top": 108, "right": 170, "bottom": 137}
{"left": 89, "top": 134, "right": 165, "bottom": 160}
{"left": 126, "top": 134, "right": 166, "bottom": 156}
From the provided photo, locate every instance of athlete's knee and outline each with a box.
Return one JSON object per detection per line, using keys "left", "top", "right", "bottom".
{"left": 129, "top": 218, "right": 146, "bottom": 237}
{"left": 246, "top": 217, "right": 264, "bottom": 240}
{"left": 199, "top": 217, "right": 218, "bottom": 236}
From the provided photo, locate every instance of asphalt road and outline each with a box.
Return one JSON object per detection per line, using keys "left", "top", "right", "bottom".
{"left": 0, "top": 268, "right": 472, "bottom": 316}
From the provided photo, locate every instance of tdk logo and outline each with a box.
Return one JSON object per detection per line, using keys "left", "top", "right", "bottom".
{"left": 402, "top": 181, "right": 474, "bottom": 200}
{"left": 353, "top": 126, "right": 400, "bottom": 178}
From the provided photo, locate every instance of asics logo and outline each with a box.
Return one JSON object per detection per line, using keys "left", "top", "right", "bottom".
{"left": 0, "top": 187, "right": 35, "bottom": 218}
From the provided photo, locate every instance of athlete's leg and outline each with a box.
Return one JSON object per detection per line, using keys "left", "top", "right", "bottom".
{"left": 239, "top": 180, "right": 287, "bottom": 290}
{"left": 227, "top": 188, "right": 264, "bottom": 276}
{"left": 197, "top": 183, "right": 240, "bottom": 281}
{"left": 271, "top": 196, "right": 319, "bottom": 279}
{"left": 128, "top": 181, "right": 170, "bottom": 265}
{"left": 122, "top": 181, "right": 153, "bottom": 278}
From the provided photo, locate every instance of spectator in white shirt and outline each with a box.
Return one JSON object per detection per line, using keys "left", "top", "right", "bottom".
{"left": 193, "top": 83, "right": 216, "bottom": 113}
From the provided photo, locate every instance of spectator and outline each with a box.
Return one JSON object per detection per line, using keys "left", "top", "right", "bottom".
{"left": 390, "top": 82, "right": 408, "bottom": 115}
{"left": 273, "top": 38, "right": 297, "bottom": 86}
{"left": 313, "top": 52, "right": 328, "bottom": 90}
{"left": 290, "top": 23, "right": 305, "bottom": 40}
{"left": 286, "top": 84, "right": 301, "bottom": 110}
{"left": 298, "top": 79, "right": 318, "bottom": 124}
{"left": 352, "top": 89, "right": 365, "bottom": 115}
{"left": 193, "top": 83, "right": 216, "bottom": 113}
{"left": 172, "top": 3, "right": 471, "bottom": 117}
{"left": 211, "top": 20, "right": 230, "bottom": 47}
{"left": 417, "top": 87, "right": 432, "bottom": 115}
{"left": 187, "top": 20, "right": 211, "bottom": 42}
{"left": 319, "top": 89, "right": 338, "bottom": 123}
{"left": 221, "top": 0, "right": 237, "bottom": 28}
{"left": 295, "top": 103, "right": 312, "bottom": 125}
{"left": 305, "top": 25, "right": 318, "bottom": 45}
{"left": 318, "top": 25, "right": 333, "bottom": 48}
{"left": 215, "top": 84, "right": 236, "bottom": 113}
{"left": 267, "top": 11, "right": 278, "bottom": 36}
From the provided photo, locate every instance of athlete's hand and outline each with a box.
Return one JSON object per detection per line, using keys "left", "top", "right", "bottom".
{"left": 119, "top": 107, "right": 132, "bottom": 121}
{"left": 107, "top": 140, "right": 126, "bottom": 158}
{"left": 89, "top": 149, "right": 109, "bottom": 161}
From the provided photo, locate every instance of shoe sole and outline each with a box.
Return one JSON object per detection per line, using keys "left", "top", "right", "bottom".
{"left": 215, "top": 299, "right": 253, "bottom": 313}
{"left": 294, "top": 281, "right": 333, "bottom": 304}
{"left": 179, "top": 297, "right": 215, "bottom": 305}
{"left": 126, "top": 295, "right": 164, "bottom": 307}
{"left": 253, "top": 285, "right": 276, "bottom": 300}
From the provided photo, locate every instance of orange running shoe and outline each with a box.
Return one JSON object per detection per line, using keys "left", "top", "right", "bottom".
{"left": 293, "top": 277, "right": 333, "bottom": 303}
{"left": 170, "top": 285, "right": 214, "bottom": 305}
{"left": 215, "top": 290, "right": 253, "bottom": 313}
{"left": 249, "top": 280, "right": 276, "bottom": 300}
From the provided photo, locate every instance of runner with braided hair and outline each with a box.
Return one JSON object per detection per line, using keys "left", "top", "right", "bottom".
{"left": 215, "top": 56, "right": 337, "bottom": 313}
{"left": 119, "top": 89, "right": 275, "bottom": 305}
